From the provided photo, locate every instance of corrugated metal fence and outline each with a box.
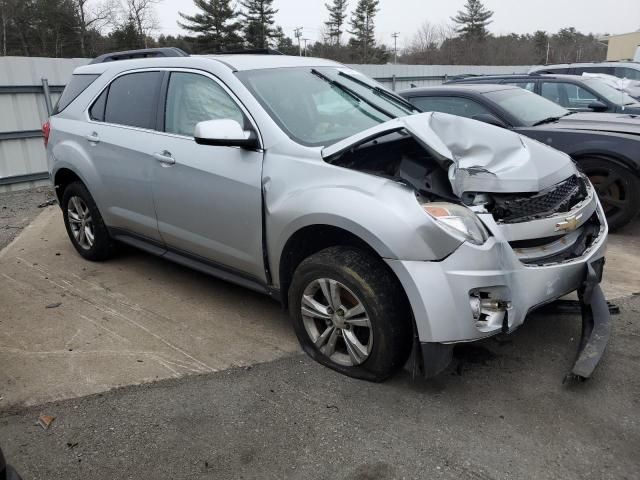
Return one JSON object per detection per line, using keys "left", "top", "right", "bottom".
{"left": 0, "top": 57, "right": 89, "bottom": 192}
{"left": 0, "top": 57, "right": 532, "bottom": 191}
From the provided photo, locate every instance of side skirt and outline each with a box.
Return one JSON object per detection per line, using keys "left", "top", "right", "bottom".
{"left": 109, "top": 228, "right": 277, "bottom": 297}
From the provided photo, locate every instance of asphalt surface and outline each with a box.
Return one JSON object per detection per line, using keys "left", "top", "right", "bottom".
{"left": 1, "top": 294, "right": 639, "bottom": 480}
{"left": 0, "top": 188, "right": 638, "bottom": 479}
{"left": 0, "top": 187, "right": 55, "bottom": 251}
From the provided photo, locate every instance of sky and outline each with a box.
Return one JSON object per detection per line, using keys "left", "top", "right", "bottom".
{"left": 156, "top": 0, "right": 640, "bottom": 46}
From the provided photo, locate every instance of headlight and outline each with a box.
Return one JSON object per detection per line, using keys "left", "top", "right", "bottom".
{"left": 422, "top": 202, "right": 489, "bottom": 245}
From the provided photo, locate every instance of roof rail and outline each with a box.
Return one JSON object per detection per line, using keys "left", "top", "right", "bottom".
{"left": 215, "top": 48, "right": 284, "bottom": 55}
{"left": 90, "top": 47, "right": 189, "bottom": 64}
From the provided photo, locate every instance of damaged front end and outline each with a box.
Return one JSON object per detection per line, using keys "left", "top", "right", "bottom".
{"left": 323, "top": 112, "right": 610, "bottom": 381}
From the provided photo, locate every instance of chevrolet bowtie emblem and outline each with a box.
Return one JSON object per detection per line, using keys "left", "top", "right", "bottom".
{"left": 555, "top": 214, "right": 583, "bottom": 232}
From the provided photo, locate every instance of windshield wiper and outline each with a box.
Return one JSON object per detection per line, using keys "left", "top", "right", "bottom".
{"left": 532, "top": 116, "right": 563, "bottom": 126}
{"left": 337, "top": 70, "right": 420, "bottom": 114}
{"left": 311, "top": 69, "right": 397, "bottom": 120}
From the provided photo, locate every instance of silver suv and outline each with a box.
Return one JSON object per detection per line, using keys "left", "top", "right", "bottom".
{"left": 46, "top": 50, "right": 610, "bottom": 382}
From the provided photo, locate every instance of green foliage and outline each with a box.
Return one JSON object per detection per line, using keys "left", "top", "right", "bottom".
{"left": 451, "top": 0, "right": 494, "bottom": 40}
{"left": 239, "top": 0, "right": 278, "bottom": 49}
{"left": 348, "top": 0, "right": 383, "bottom": 63}
{"left": 178, "top": 0, "right": 243, "bottom": 53}
{"left": 110, "top": 15, "right": 144, "bottom": 51}
{"left": 324, "top": 0, "right": 348, "bottom": 45}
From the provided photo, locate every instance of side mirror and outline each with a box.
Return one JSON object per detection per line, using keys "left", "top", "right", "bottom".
{"left": 194, "top": 119, "right": 260, "bottom": 149}
{"left": 588, "top": 100, "right": 608, "bottom": 112}
{"left": 472, "top": 113, "right": 507, "bottom": 128}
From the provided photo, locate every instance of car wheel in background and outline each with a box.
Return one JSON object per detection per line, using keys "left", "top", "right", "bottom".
{"left": 288, "top": 246, "right": 413, "bottom": 382}
{"left": 579, "top": 157, "right": 640, "bottom": 231}
{"left": 61, "top": 181, "right": 115, "bottom": 261}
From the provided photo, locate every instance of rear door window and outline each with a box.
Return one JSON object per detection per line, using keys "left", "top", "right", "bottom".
{"left": 409, "top": 96, "right": 493, "bottom": 118}
{"left": 103, "top": 71, "right": 163, "bottom": 130}
{"left": 53, "top": 74, "right": 100, "bottom": 114}
{"left": 615, "top": 67, "right": 640, "bottom": 80}
{"left": 541, "top": 81, "right": 598, "bottom": 109}
{"left": 574, "top": 66, "right": 613, "bottom": 75}
{"left": 502, "top": 81, "right": 536, "bottom": 92}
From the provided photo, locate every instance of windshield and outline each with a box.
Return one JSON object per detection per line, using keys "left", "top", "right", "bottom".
{"left": 483, "top": 88, "right": 569, "bottom": 126}
{"left": 237, "top": 67, "right": 416, "bottom": 146}
{"left": 582, "top": 78, "right": 637, "bottom": 106}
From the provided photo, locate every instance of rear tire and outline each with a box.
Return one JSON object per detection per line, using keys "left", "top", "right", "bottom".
{"left": 579, "top": 157, "right": 640, "bottom": 231}
{"left": 288, "top": 246, "right": 413, "bottom": 382}
{"left": 61, "top": 181, "right": 114, "bottom": 261}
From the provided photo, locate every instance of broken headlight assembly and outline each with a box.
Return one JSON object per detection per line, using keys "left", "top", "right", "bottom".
{"left": 422, "top": 202, "right": 489, "bottom": 245}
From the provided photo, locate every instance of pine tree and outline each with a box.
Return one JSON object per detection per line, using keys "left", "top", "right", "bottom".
{"left": 239, "top": 0, "right": 278, "bottom": 49}
{"left": 451, "top": 0, "right": 493, "bottom": 40}
{"left": 178, "top": 0, "right": 242, "bottom": 53}
{"left": 324, "top": 0, "right": 348, "bottom": 46}
{"left": 348, "top": 0, "right": 378, "bottom": 63}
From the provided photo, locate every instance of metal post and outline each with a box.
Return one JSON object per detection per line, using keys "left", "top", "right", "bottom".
{"left": 41, "top": 78, "right": 53, "bottom": 116}
{"left": 392, "top": 75, "right": 397, "bottom": 92}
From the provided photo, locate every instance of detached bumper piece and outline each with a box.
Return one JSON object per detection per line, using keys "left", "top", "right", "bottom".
{"left": 565, "top": 259, "right": 611, "bottom": 383}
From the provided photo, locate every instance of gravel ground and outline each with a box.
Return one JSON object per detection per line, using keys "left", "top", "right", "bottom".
{"left": 0, "top": 187, "right": 56, "bottom": 251}
{"left": 1, "top": 295, "right": 638, "bottom": 480}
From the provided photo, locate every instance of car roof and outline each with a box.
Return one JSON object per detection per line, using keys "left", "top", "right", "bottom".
{"left": 400, "top": 84, "right": 517, "bottom": 95}
{"left": 450, "top": 73, "right": 592, "bottom": 82}
{"left": 73, "top": 54, "right": 342, "bottom": 75}
{"left": 531, "top": 61, "right": 640, "bottom": 69}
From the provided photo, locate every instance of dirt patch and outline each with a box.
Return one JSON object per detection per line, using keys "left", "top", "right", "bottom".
{"left": 0, "top": 186, "right": 55, "bottom": 251}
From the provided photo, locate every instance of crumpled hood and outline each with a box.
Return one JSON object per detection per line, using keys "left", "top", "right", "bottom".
{"left": 323, "top": 112, "right": 577, "bottom": 197}
{"left": 552, "top": 112, "right": 640, "bottom": 135}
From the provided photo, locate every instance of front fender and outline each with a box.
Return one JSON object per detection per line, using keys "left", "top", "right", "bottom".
{"left": 266, "top": 176, "right": 462, "bottom": 287}
{"left": 520, "top": 128, "right": 640, "bottom": 173}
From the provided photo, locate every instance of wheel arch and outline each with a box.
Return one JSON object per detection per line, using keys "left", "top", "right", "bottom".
{"left": 571, "top": 150, "right": 640, "bottom": 174}
{"left": 276, "top": 224, "right": 410, "bottom": 314}
{"left": 53, "top": 167, "right": 86, "bottom": 204}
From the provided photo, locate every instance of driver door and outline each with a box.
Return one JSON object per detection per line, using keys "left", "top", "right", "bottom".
{"left": 151, "top": 71, "right": 266, "bottom": 281}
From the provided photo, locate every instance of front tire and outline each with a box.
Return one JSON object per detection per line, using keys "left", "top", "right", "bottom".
{"left": 61, "top": 181, "right": 114, "bottom": 261}
{"left": 579, "top": 157, "right": 640, "bottom": 230}
{"left": 288, "top": 247, "right": 413, "bottom": 382}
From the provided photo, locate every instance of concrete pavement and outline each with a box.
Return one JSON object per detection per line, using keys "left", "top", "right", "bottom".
{"left": 1, "top": 294, "right": 639, "bottom": 479}
{"left": 0, "top": 207, "right": 297, "bottom": 408}
{"left": 0, "top": 207, "right": 638, "bottom": 409}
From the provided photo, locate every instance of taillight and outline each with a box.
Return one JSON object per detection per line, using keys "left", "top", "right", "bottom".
{"left": 42, "top": 121, "right": 51, "bottom": 147}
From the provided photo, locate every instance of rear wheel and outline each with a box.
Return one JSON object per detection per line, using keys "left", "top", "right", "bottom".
{"left": 61, "top": 181, "right": 114, "bottom": 261}
{"left": 288, "top": 246, "right": 413, "bottom": 382}
{"left": 579, "top": 157, "right": 640, "bottom": 231}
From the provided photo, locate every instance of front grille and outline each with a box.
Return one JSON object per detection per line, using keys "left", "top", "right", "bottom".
{"left": 492, "top": 175, "right": 588, "bottom": 224}
{"left": 511, "top": 212, "right": 602, "bottom": 266}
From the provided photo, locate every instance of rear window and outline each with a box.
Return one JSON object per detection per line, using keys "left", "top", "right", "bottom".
{"left": 53, "top": 74, "right": 100, "bottom": 114}
{"left": 103, "top": 71, "right": 163, "bottom": 130}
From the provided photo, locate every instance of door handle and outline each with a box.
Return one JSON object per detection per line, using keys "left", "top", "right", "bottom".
{"left": 154, "top": 151, "right": 175, "bottom": 166}
{"left": 85, "top": 132, "right": 100, "bottom": 143}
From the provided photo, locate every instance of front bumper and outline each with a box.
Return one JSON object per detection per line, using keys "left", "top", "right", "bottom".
{"left": 388, "top": 193, "right": 609, "bottom": 378}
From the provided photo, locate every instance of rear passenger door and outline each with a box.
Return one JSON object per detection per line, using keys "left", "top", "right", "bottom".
{"left": 87, "top": 70, "right": 164, "bottom": 242}
{"left": 150, "top": 71, "right": 266, "bottom": 281}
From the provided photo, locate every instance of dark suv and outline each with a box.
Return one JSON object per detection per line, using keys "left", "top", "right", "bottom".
{"left": 445, "top": 74, "right": 640, "bottom": 114}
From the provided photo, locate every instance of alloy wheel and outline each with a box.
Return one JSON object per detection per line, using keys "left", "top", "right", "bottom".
{"left": 300, "top": 278, "right": 373, "bottom": 367}
{"left": 589, "top": 170, "right": 628, "bottom": 214}
{"left": 67, "top": 196, "right": 95, "bottom": 250}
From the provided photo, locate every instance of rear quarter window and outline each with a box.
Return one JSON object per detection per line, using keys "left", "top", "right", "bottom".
{"left": 53, "top": 74, "right": 100, "bottom": 114}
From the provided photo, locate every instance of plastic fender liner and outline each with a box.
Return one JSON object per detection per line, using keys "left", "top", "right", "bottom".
{"left": 565, "top": 259, "right": 611, "bottom": 382}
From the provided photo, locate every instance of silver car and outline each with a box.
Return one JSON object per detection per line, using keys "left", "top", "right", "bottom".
{"left": 45, "top": 50, "right": 610, "bottom": 382}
